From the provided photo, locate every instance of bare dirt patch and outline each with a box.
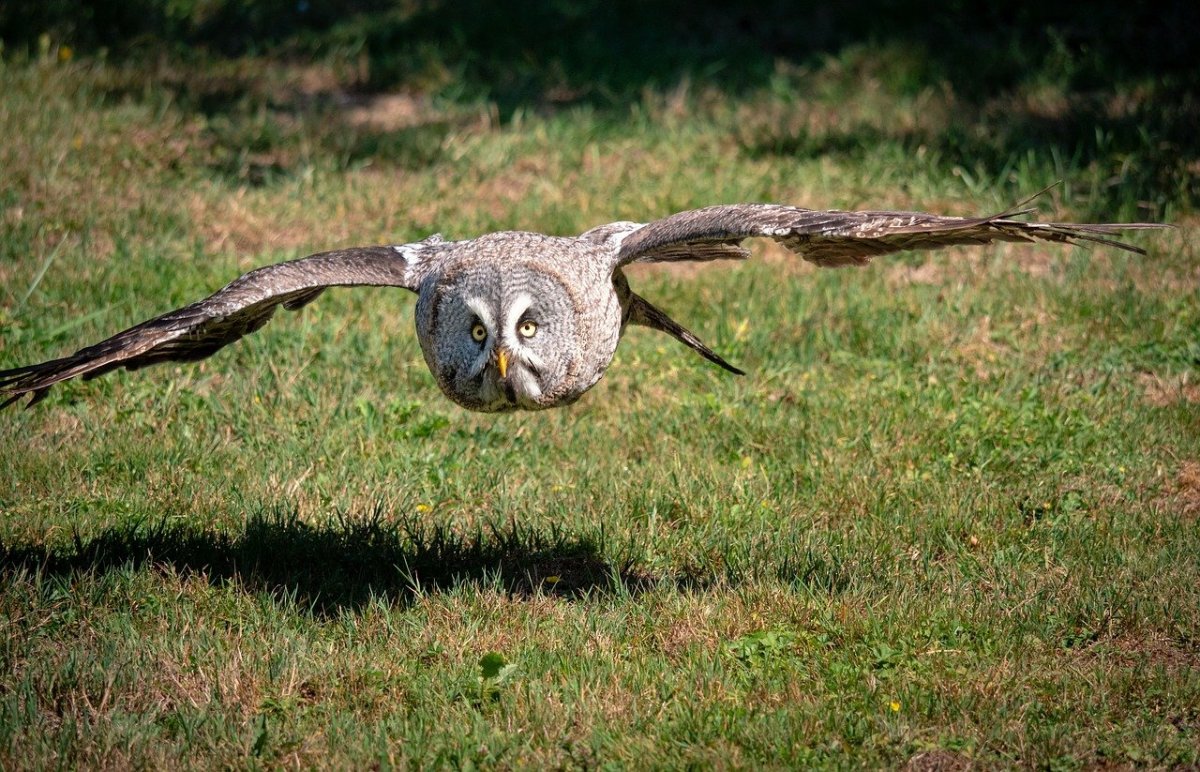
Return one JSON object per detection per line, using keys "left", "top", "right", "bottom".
{"left": 905, "top": 749, "right": 973, "bottom": 772}
{"left": 624, "top": 257, "right": 745, "bottom": 283}
{"left": 954, "top": 315, "right": 1009, "bottom": 379}
{"left": 341, "top": 93, "right": 436, "bottom": 132}
{"left": 1084, "top": 632, "right": 1200, "bottom": 672}
{"left": 187, "top": 189, "right": 316, "bottom": 255}
{"left": 887, "top": 259, "right": 952, "bottom": 287}
{"left": 1171, "top": 461, "right": 1200, "bottom": 520}
{"left": 1139, "top": 372, "right": 1200, "bottom": 407}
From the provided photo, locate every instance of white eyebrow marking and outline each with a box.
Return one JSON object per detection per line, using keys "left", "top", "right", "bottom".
{"left": 465, "top": 297, "right": 496, "bottom": 334}
{"left": 464, "top": 296, "right": 497, "bottom": 380}
{"left": 504, "top": 292, "right": 534, "bottom": 336}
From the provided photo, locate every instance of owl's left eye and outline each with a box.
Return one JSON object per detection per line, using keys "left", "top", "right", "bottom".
{"left": 517, "top": 319, "right": 538, "bottom": 339}
{"left": 470, "top": 322, "right": 487, "bottom": 342}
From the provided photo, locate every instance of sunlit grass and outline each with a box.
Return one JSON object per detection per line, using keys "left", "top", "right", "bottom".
{"left": 0, "top": 39, "right": 1197, "bottom": 768}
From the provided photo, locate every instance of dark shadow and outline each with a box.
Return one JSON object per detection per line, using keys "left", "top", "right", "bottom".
{"left": 203, "top": 120, "right": 455, "bottom": 187}
{"left": 6, "top": 1, "right": 1197, "bottom": 105}
{"left": 88, "top": 67, "right": 459, "bottom": 185}
{"left": 3, "top": 1, "right": 1195, "bottom": 199}
{"left": 0, "top": 510, "right": 658, "bottom": 615}
{"left": 0, "top": 509, "right": 856, "bottom": 614}
{"left": 739, "top": 79, "right": 1200, "bottom": 217}
{"left": 4, "top": 0, "right": 1195, "bottom": 205}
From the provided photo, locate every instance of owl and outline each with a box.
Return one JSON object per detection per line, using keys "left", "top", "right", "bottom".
{"left": 0, "top": 198, "right": 1165, "bottom": 413}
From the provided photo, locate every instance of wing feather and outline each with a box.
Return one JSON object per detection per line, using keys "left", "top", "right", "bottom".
{"left": 0, "top": 240, "right": 441, "bottom": 409}
{"left": 578, "top": 220, "right": 750, "bottom": 263}
{"left": 615, "top": 203, "right": 1168, "bottom": 268}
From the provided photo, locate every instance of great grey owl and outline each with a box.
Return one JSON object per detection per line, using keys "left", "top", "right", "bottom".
{"left": 0, "top": 199, "right": 1165, "bottom": 413}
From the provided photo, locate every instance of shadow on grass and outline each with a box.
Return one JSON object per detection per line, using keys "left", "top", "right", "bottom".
{"left": 739, "top": 82, "right": 1200, "bottom": 217}
{"left": 0, "top": 509, "right": 856, "bottom": 614}
{"left": 0, "top": 510, "right": 657, "bottom": 615}
{"left": 9, "top": 1, "right": 1196, "bottom": 106}
{"left": 11, "top": 1, "right": 1194, "bottom": 201}
{"left": 89, "top": 68, "right": 460, "bottom": 185}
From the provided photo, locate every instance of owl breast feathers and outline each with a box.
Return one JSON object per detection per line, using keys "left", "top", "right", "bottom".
{"left": 0, "top": 197, "right": 1168, "bottom": 413}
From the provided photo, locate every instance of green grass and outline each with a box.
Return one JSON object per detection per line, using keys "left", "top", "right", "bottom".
{"left": 1, "top": 17, "right": 1199, "bottom": 768}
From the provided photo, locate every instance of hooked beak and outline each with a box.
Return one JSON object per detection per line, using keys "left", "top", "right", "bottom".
{"left": 495, "top": 347, "right": 510, "bottom": 380}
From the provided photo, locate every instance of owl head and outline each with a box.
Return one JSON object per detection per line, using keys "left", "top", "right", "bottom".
{"left": 415, "top": 254, "right": 594, "bottom": 412}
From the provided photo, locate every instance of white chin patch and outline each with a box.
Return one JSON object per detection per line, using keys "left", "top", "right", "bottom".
{"left": 511, "top": 369, "right": 543, "bottom": 407}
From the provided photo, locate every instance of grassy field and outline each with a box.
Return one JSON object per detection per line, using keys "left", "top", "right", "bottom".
{"left": 1, "top": 8, "right": 1199, "bottom": 768}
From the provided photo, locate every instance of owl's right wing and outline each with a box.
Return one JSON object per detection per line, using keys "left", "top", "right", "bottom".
{"left": 579, "top": 221, "right": 752, "bottom": 264}
{"left": 609, "top": 202, "right": 1166, "bottom": 268}
{"left": 586, "top": 199, "right": 1167, "bottom": 377}
{"left": 0, "top": 237, "right": 443, "bottom": 409}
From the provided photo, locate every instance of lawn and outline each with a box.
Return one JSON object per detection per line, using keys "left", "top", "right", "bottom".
{"left": 1, "top": 5, "right": 1198, "bottom": 768}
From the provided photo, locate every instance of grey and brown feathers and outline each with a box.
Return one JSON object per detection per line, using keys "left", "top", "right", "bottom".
{"left": 0, "top": 241, "right": 439, "bottom": 408}
{"left": 0, "top": 198, "right": 1168, "bottom": 413}
{"left": 615, "top": 204, "right": 1165, "bottom": 267}
{"left": 413, "top": 230, "right": 625, "bottom": 412}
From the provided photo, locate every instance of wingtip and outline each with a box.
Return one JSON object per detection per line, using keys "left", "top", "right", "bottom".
{"left": 0, "top": 387, "right": 47, "bottom": 411}
{"left": 706, "top": 352, "right": 746, "bottom": 376}
{"left": 25, "top": 388, "right": 51, "bottom": 409}
{"left": 0, "top": 386, "right": 49, "bottom": 410}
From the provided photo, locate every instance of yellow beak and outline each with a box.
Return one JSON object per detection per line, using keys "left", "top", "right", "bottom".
{"left": 496, "top": 348, "right": 509, "bottom": 380}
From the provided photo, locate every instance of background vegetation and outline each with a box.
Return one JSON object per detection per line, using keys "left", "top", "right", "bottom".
{"left": 1, "top": 2, "right": 1197, "bottom": 767}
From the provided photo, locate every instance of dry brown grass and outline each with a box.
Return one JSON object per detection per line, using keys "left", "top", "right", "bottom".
{"left": 1170, "top": 461, "right": 1200, "bottom": 521}
{"left": 0, "top": 39, "right": 1195, "bottom": 769}
{"left": 905, "top": 749, "right": 974, "bottom": 771}
{"left": 1140, "top": 372, "right": 1200, "bottom": 408}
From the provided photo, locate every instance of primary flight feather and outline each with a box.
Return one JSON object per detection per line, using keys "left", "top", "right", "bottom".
{"left": 0, "top": 199, "right": 1167, "bottom": 413}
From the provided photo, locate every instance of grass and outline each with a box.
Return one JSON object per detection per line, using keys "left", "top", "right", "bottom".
{"left": 1, "top": 11, "right": 1198, "bottom": 768}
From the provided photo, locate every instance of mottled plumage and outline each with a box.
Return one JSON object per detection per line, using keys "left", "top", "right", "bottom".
{"left": 0, "top": 199, "right": 1167, "bottom": 412}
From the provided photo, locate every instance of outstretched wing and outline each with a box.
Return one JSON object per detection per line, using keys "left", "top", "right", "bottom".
{"left": 0, "top": 238, "right": 443, "bottom": 409}
{"left": 614, "top": 203, "right": 1167, "bottom": 268}
{"left": 579, "top": 220, "right": 751, "bottom": 264}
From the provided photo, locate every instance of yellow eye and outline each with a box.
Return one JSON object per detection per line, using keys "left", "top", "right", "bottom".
{"left": 471, "top": 323, "right": 487, "bottom": 342}
{"left": 518, "top": 320, "right": 538, "bottom": 339}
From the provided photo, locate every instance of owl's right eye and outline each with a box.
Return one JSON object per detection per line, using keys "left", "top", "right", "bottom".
{"left": 470, "top": 322, "right": 488, "bottom": 342}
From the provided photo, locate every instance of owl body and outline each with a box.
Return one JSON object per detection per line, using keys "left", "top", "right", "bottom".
{"left": 413, "top": 231, "right": 629, "bottom": 412}
{"left": 0, "top": 199, "right": 1164, "bottom": 414}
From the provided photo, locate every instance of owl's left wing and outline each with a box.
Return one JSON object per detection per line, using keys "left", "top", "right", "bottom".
{"left": 612, "top": 202, "right": 1168, "bottom": 268}
{"left": 0, "top": 238, "right": 443, "bottom": 409}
